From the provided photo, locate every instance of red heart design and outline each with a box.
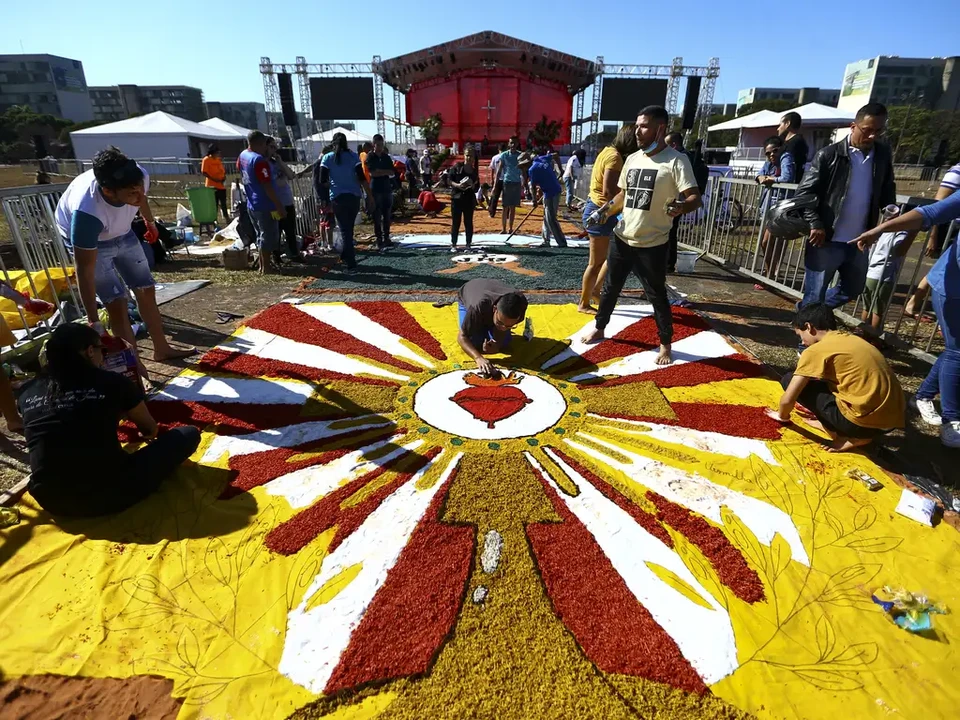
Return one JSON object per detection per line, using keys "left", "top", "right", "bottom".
{"left": 451, "top": 386, "right": 532, "bottom": 428}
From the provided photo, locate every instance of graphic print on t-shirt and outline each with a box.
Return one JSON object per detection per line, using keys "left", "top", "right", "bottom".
{"left": 625, "top": 168, "right": 658, "bottom": 211}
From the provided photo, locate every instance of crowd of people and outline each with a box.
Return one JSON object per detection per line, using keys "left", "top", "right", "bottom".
{"left": 7, "top": 97, "right": 960, "bottom": 524}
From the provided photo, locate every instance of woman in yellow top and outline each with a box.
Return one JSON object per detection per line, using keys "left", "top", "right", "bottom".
{"left": 201, "top": 144, "right": 228, "bottom": 221}
{"left": 579, "top": 125, "right": 638, "bottom": 314}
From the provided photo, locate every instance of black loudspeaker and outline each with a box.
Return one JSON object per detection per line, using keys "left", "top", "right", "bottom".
{"left": 681, "top": 77, "right": 702, "bottom": 130}
{"left": 278, "top": 73, "right": 298, "bottom": 127}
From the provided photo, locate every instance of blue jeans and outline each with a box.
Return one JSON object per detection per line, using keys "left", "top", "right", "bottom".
{"left": 333, "top": 193, "right": 361, "bottom": 268}
{"left": 249, "top": 209, "right": 280, "bottom": 253}
{"left": 801, "top": 241, "right": 868, "bottom": 308}
{"left": 540, "top": 193, "right": 567, "bottom": 247}
{"left": 372, "top": 188, "right": 393, "bottom": 247}
{"left": 564, "top": 177, "right": 576, "bottom": 206}
{"left": 917, "top": 290, "right": 960, "bottom": 422}
{"left": 95, "top": 232, "right": 155, "bottom": 305}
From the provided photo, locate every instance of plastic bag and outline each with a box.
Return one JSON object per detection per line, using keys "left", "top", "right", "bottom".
{"left": 332, "top": 226, "right": 344, "bottom": 255}
{"left": 176, "top": 203, "right": 193, "bottom": 227}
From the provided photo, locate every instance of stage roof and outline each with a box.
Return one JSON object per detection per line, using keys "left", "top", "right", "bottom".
{"left": 376, "top": 31, "right": 598, "bottom": 94}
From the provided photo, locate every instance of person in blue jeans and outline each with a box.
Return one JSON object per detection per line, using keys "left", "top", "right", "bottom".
{"left": 237, "top": 131, "right": 287, "bottom": 274}
{"left": 528, "top": 148, "right": 568, "bottom": 248}
{"left": 364, "top": 133, "right": 396, "bottom": 250}
{"left": 852, "top": 188, "right": 960, "bottom": 447}
{"left": 318, "top": 132, "right": 374, "bottom": 270}
{"left": 794, "top": 103, "right": 896, "bottom": 311}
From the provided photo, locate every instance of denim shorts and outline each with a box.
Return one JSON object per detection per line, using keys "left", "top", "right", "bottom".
{"left": 95, "top": 231, "right": 155, "bottom": 304}
{"left": 582, "top": 200, "right": 619, "bottom": 237}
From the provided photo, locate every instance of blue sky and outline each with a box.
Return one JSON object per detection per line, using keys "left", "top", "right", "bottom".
{"left": 3, "top": 0, "right": 957, "bottom": 111}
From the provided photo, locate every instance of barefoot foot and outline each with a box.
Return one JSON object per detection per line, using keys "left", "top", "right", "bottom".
{"left": 581, "top": 327, "right": 604, "bottom": 344}
{"left": 655, "top": 344, "right": 673, "bottom": 366}
{"left": 577, "top": 304, "right": 597, "bottom": 315}
{"left": 154, "top": 344, "right": 197, "bottom": 361}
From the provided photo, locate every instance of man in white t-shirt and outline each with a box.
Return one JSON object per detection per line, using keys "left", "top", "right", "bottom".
{"left": 582, "top": 106, "right": 702, "bottom": 365}
{"left": 55, "top": 146, "right": 194, "bottom": 373}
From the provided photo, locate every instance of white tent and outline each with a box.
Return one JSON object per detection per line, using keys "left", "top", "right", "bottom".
{"left": 199, "top": 117, "right": 253, "bottom": 139}
{"left": 708, "top": 110, "right": 781, "bottom": 131}
{"left": 296, "top": 126, "right": 378, "bottom": 162}
{"left": 70, "top": 111, "right": 241, "bottom": 172}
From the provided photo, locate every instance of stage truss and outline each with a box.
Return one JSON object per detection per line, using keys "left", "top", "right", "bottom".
{"left": 260, "top": 54, "right": 719, "bottom": 152}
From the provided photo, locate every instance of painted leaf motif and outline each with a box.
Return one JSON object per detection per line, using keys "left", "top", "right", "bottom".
{"left": 792, "top": 669, "right": 864, "bottom": 692}
{"left": 815, "top": 616, "right": 836, "bottom": 660}
{"left": 769, "top": 532, "right": 791, "bottom": 579}
{"left": 824, "top": 511, "right": 844, "bottom": 541}
{"left": 839, "top": 536, "right": 903, "bottom": 553}
{"left": 830, "top": 642, "right": 879, "bottom": 666}
{"left": 177, "top": 626, "right": 200, "bottom": 669}
{"left": 204, "top": 537, "right": 235, "bottom": 588}
{"left": 853, "top": 505, "right": 877, "bottom": 532}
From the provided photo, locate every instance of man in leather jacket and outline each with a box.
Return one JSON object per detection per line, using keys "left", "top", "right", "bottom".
{"left": 794, "top": 103, "right": 896, "bottom": 309}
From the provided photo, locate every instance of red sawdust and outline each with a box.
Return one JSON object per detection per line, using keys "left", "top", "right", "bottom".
{"left": 527, "top": 465, "right": 708, "bottom": 694}
{"left": 220, "top": 427, "right": 401, "bottom": 499}
{"left": 586, "top": 353, "right": 766, "bottom": 388}
{"left": 197, "top": 348, "right": 398, "bottom": 387}
{"left": 265, "top": 447, "right": 442, "bottom": 555}
{"left": 347, "top": 301, "right": 447, "bottom": 360}
{"left": 570, "top": 307, "right": 712, "bottom": 371}
{"left": 647, "top": 492, "right": 765, "bottom": 604}
{"left": 246, "top": 302, "right": 419, "bottom": 373}
{"left": 324, "top": 466, "right": 474, "bottom": 694}
{"left": 605, "top": 402, "right": 784, "bottom": 440}
{"left": 548, "top": 447, "right": 673, "bottom": 547}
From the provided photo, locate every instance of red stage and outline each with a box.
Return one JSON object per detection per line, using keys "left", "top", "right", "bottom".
{"left": 377, "top": 32, "right": 597, "bottom": 147}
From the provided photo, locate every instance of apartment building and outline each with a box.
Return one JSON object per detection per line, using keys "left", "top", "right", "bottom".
{"left": 0, "top": 53, "right": 93, "bottom": 122}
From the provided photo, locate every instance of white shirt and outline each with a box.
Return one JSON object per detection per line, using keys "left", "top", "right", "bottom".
{"left": 563, "top": 155, "right": 582, "bottom": 180}
{"left": 419, "top": 154, "right": 431, "bottom": 174}
{"left": 55, "top": 166, "right": 151, "bottom": 242}
{"left": 489, "top": 154, "right": 502, "bottom": 176}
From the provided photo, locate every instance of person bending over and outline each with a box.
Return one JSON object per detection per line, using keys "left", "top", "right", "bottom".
{"left": 20, "top": 324, "right": 201, "bottom": 518}
{"left": 55, "top": 146, "right": 195, "bottom": 373}
{"left": 768, "top": 303, "right": 904, "bottom": 452}
{"left": 457, "top": 279, "right": 527, "bottom": 377}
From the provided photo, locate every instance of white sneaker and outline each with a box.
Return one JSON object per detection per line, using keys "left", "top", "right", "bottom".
{"left": 911, "top": 397, "right": 942, "bottom": 426}
{"left": 941, "top": 421, "right": 960, "bottom": 448}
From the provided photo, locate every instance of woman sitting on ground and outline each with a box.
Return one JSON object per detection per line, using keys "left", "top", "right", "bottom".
{"left": 20, "top": 324, "right": 201, "bottom": 518}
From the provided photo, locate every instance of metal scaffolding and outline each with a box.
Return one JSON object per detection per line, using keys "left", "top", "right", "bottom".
{"left": 588, "top": 56, "right": 604, "bottom": 148}
{"left": 695, "top": 57, "right": 721, "bottom": 141}
{"left": 260, "top": 56, "right": 281, "bottom": 138}
{"left": 666, "top": 56, "right": 683, "bottom": 118}
{"left": 372, "top": 55, "right": 386, "bottom": 139}
{"left": 295, "top": 55, "right": 313, "bottom": 145}
{"left": 572, "top": 89, "right": 585, "bottom": 145}
{"left": 393, "top": 87, "right": 402, "bottom": 144}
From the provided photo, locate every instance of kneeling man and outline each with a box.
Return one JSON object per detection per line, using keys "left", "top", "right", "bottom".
{"left": 457, "top": 279, "right": 527, "bottom": 377}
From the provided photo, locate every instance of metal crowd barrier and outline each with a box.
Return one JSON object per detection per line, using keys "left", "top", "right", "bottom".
{"left": 0, "top": 184, "right": 84, "bottom": 354}
{"left": 677, "top": 175, "right": 952, "bottom": 364}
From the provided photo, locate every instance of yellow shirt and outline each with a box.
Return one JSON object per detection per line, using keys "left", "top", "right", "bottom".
{"left": 588, "top": 146, "right": 623, "bottom": 206}
{"left": 615, "top": 146, "right": 697, "bottom": 248}
{"left": 201, "top": 156, "right": 225, "bottom": 190}
{"left": 795, "top": 331, "right": 905, "bottom": 429}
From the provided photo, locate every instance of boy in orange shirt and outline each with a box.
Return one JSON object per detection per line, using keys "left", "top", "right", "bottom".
{"left": 768, "top": 303, "right": 904, "bottom": 451}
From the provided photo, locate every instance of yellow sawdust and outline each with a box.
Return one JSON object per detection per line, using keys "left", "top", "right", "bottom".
{"left": 580, "top": 381, "right": 678, "bottom": 420}
{"left": 662, "top": 377, "right": 780, "bottom": 407}
{"left": 301, "top": 382, "right": 398, "bottom": 419}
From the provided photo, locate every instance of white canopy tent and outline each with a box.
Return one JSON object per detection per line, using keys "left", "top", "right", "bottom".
{"left": 296, "top": 126, "right": 378, "bottom": 162}
{"left": 708, "top": 103, "right": 856, "bottom": 171}
{"left": 199, "top": 117, "right": 253, "bottom": 139}
{"left": 70, "top": 111, "right": 243, "bottom": 173}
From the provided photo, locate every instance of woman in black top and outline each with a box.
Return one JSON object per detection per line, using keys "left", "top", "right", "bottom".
{"left": 19, "top": 324, "right": 200, "bottom": 518}
{"left": 448, "top": 145, "right": 480, "bottom": 252}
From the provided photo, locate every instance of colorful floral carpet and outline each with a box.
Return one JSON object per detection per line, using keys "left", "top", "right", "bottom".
{"left": 300, "top": 246, "right": 593, "bottom": 296}
{"left": 1, "top": 301, "right": 958, "bottom": 720}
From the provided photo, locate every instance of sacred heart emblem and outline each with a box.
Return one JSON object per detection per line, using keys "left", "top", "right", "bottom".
{"left": 451, "top": 372, "right": 532, "bottom": 428}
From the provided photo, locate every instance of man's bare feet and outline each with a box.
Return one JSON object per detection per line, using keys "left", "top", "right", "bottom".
{"left": 581, "top": 327, "right": 604, "bottom": 344}
{"left": 154, "top": 344, "right": 197, "bottom": 362}
{"left": 655, "top": 344, "right": 673, "bottom": 366}
{"left": 828, "top": 437, "right": 872, "bottom": 452}
{"left": 577, "top": 304, "right": 597, "bottom": 315}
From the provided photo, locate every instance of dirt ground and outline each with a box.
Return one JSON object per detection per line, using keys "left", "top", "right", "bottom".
{"left": 0, "top": 205, "right": 955, "bottom": 494}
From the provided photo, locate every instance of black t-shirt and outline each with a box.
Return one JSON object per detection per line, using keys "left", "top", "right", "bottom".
{"left": 448, "top": 162, "right": 479, "bottom": 201}
{"left": 365, "top": 151, "right": 395, "bottom": 194}
{"left": 19, "top": 369, "right": 144, "bottom": 487}
{"left": 783, "top": 134, "right": 809, "bottom": 183}
{"left": 458, "top": 278, "right": 516, "bottom": 339}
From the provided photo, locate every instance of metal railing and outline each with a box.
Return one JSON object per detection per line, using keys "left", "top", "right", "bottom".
{"left": 0, "top": 184, "right": 84, "bottom": 353}
{"left": 677, "top": 174, "right": 954, "bottom": 363}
